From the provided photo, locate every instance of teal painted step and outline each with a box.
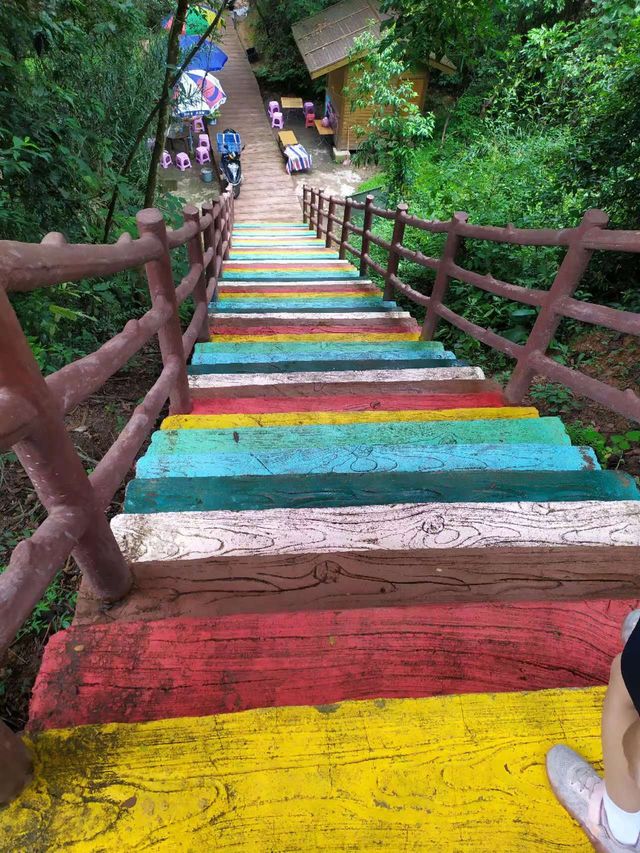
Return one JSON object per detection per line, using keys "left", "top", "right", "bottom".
{"left": 124, "top": 469, "right": 639, "bottom": 514}
{"left": 191, "top": 344, "right": 453, "bottom": 367}
{"left": 221, "top": 270, "right": 361, "bottom": 281}
{"left": 136, "top": 443, "right": 599, "bottom": 480}
{"left": 228, "top": 251, "right": 341, "bottom": 259}
{"left": 150, "top": 418, "right": 571, "bottom": 454}
{"left": 212, "top": 298, "right": 390, "bottom": 311}
{"left": 188, "top": 357, "right": 461, "bottom": 374}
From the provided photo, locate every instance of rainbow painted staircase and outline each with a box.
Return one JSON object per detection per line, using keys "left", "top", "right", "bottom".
{"left": 5, "top": 220, "right": 640, "bottom": 850}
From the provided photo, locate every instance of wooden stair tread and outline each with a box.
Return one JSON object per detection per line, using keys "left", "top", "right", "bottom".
{"left": 187, "top": 356, "right": 463, "bottom": 375}
{"left": 189, "top": 377, "right": 497, "bottom": 398}
{"left": 30, "top": 600, "right": 633, "bottom": 729}
{"left": 5, "top": 690, "right": 602, "bottom": 850}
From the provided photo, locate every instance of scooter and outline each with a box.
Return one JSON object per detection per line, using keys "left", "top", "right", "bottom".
{"left": 216, "top": 129, "right": 244, "bottom": 198}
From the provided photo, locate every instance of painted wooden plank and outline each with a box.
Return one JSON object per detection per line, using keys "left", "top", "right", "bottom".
{"left": 209, "top": 311, "right": 414, "bottom": 322}
{"left": 193, "top": 340, "right": 445, "bottom": 360}
{"left": 233, "top": 222, "right": 310, "bottom": 227}
{"left": 187, "top": 357, "right": 462, "bottom": 374}
{"left": 151, "top": 417, "right": 568, "bottom": 454}
{"left": 0, "top": 689, "right": 605, "bottom": 851}
{"left": 137, "top": 443, "right": 597, "bottom": 480}
{"left": 209, "top": 333, "right": 421, "bottom": 343}
{"left": 76, "top": 544, "right": 640, "bottom": 624}
{"left": 224, "top": 259, "right": 355, "bottom": 266}
{"left": 161, "top": 405, "right": 534, "bottom": 428}
{"left": 212, "top": 298, "right": 395, "bottom": 311}
{"left": 218, "top": 283, "right": 379, "bottom": 293}
{"left": 217, "top": 291, "right": 376, "bottom": 299}
{"left": 189, "top": 391, "right": 506, "bottom": 414}
{"left": 30, "top": 599, "right": 634, "bottom": 730}
{"left": 219, "top": 279, "right": 375, "bottom": 287}
{"left": 229, "top": 250, "right": 341, "bottom": 259}
{"left": 124, "top": 469, "right": 638, "bottom": 514}
{"left": 189, "top": 366, "right": 487, "bottom": 389}
{"left": 222, "top": 270, "right": 362, "bottom": 281}
{"left": 209, "top": 322, "right": 420, "bottom": 334}
{"left": 111, "top": 500, "right": 640, "bottom": 564}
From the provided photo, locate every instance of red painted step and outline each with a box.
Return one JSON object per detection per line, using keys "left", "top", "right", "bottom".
{"left": 29, "top": 600, "right": 634, "bottom": 730}
{"left": 190, "top": 391, "right": 506, "bottom": 414}
{"left": 210, "top": 322, "right": 420, "bottom": 335}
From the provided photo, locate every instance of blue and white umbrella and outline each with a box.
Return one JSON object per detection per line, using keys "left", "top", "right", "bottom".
{"left": 173, "top": 70, "right": 227, "bottom": 118}
{"left": 179, "top": 35, "right": 227, "bottom": 73}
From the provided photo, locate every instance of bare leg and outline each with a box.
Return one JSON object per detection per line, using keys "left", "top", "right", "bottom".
{"left": 603, "top": 653, "right": 640, "bottom": 811}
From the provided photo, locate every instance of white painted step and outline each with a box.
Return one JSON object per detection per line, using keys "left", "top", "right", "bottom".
{"left": 208, "top": 311, "right": 414, "bottom": 321}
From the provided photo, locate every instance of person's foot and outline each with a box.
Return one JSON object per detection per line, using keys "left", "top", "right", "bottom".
{"left": 622, "top": 610, "right": 640, "bottom": 645}
{"left": 546, "top": 745, "right": 638, "bottom": 851}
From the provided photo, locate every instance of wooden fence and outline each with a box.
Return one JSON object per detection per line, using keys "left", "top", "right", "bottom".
{"left": 303, "top": 185, "right": 640, "bottom": 423}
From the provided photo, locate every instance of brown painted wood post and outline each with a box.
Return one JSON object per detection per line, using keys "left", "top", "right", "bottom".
{"left": 309, "top": 187, "right": 317, "bottom": 232}
{"left": 339, "top": 197, "right": 353, "bottom": 261}
{"left": 0, "top": 288, "right": 132, "bottom": 603}
{"left": 384, "top": 202, "right": 408, "bottom": 301}
{"left": 136, "top": 208, "right": 192, "bottom": 414}
{"left": 359, "top": 194, "right": 375, "bottom": 277}
{"left": 302, "top": 185, "right": 309, "bottom": 224}
{"left": 505, "top": 208, "right": 609, "bottom": 403}
{"left": 224, "top": 191, "right": 233, "bottom": 260}
{"left": 421, "top": 211, "right": 468, "bottom": 340}
{"left": 316, "top": 190, "right": 325, "bottom": 240}
{"left": 326, "top": 196, "right": 337, "bottom": 248}
{"left": 0, "top": 722, "right": 31, "bottom": 805}
{"left": 201, "top": 200, "right": 216, "bottom": 281}
{"left": 184, "top": 205, "right": 209, "bottom": 343}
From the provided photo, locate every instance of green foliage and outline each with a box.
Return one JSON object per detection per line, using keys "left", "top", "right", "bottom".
{"left": 348, "top": 33, "right": 434, "bottom": 198}
{"left": 565, "top": 422, "right": 610, "bottom": 464}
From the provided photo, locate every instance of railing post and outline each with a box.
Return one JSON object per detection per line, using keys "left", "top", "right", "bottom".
{"left": 359, "top": 194, "right": 374, "bottom": 277}
{"left": 302, "top": 185, "right": 309, "bottom": 224}
{"left": 316, "top": 190, "right": 325, "bottom": 240}
{"left": 421, "top": 211, "right": 468, "bottom": 340}
{"left": 0, "top": 288, "right": 132, "bottom": 603}
{"left": 326, "top": 196, "right": 337, "bottom": 249}
{"left": 0, "top": 722, "right": 31, "bottom": 805}
{"left": 384, "top": 202, "right": 408, "bottom": 301}
{"left": 136, "top": 208, "right": 192, "bottom": 415}
{"left": 184, "top": 205, "right": 210, "bottom": 344}
{"left": 505, "top": 208, "right": 609, "bottom": 403}
{"left": 224, "top": 192, "right": 233, "bottom": 259}
{"left": 339, "top": 197, "right": 353, "bottom": 261}
{"left": 309, "top": 187, "right": 317, "bottom": 232}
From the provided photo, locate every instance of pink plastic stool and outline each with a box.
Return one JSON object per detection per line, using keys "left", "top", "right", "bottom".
{"left": 304, "top": 101, "right": 314, "bottom": 115}
{"left": 268, "top": 100, "right": 280, "bottom": 117}
{"left": 160, "top": 150, "right": 172, "bottom": 169}
{"left": 305, "top": 111, "right": 316, "bottom": 128}
{"left": 196, "top": 145, "right": 211, "bottom": 165}
{"left": 198, "top": 133, "right": 210, "bottom": 151}
{"left": 271, "top": 111, "right": 284, "bottom": 129}
{"left": 176, "top": 152, "right": 192, "bottom": 170}
{"left": 192, "top": 117, "right": 205, "bottom": 133}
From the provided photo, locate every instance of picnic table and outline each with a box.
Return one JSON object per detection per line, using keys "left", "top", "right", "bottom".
{"left": 277, "top": 130, "right": 298, "bottom": 149}
{"left": 281, "top": 97, "right": 304, "bottom": 110}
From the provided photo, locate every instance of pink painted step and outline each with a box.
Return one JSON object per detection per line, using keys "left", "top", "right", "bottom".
{"left": 29, "top": 599, "right": 634, "bottom": 731}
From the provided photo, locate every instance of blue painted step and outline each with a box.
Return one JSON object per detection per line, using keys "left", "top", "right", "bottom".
{"left": 210, "top": 298, "right": 396, "bottom": 311}
{"left": 136, "top": 443, "right": 599, "bottom": 479}
{"left": 191, "top": 343, "right": 453, "bottom": 366}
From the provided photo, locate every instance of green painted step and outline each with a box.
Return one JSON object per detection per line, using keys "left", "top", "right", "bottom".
{"left": 124, "top": 469, "right": 640, "bottom": 514}
{"left": 192, "top": 340, "right": 445, "bottom": 363}
{"left": 187, "top": 358, "right": 461, "bottom": 374}
{"left": 136, "top": 443, "right": 599, "bottom": 479}
{"left": 149, "top": 418, "right": 571, "bottom": 454}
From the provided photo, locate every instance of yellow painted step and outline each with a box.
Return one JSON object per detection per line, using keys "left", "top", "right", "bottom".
{"left": 209, "top": 333, "right": 421, "bottom": 343}
{"left": 163, "top": 406, "right": 538, "bottom": 430}
{"left": 2, "top": 689, "right": 600, "bottom": 851}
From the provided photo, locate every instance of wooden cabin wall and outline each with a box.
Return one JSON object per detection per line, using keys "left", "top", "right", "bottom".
{"left": 329, "top": 64, "right": 428, "bottom": 151}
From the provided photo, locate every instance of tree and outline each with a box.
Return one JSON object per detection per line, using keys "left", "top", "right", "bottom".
{"left": 347, "top": 33, "right": 434, "bottom": 198}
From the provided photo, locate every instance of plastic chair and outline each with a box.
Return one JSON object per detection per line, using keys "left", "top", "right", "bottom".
{"left": 305, "top": 111, "right": 316, "bottom": 128}
{"left": 195, "top": 145, "right": 211, "bottom": 165}
{"left": 160, "top": 150, "right": 172, "bottom": 169}
{"left": 268, "top": 100, "right": 280, "bottom": 117}
{"left": 271, "top": 111, "right": 284, "bottom": 129}
{"left": 198, "top": 133, "right": 210, "bottom": 151}
{"left": 192, "top": 117, "right": 205, "bottom": 133}
{"left": 303, "top": 101, "right": 314, "bottom": 115}
{"left": 176, "top": 152, "right": 192, "bottom": 170}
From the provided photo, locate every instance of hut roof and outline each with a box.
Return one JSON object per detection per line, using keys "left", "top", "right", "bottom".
{"left": 291, "top": 0, "right": 456, "bottom": 79}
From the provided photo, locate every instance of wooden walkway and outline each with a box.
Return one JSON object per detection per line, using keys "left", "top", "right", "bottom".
{"left": 216, "top": 21, "right": 301, "bottom": 222}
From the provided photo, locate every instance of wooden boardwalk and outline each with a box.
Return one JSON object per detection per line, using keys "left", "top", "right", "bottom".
{"left": 216, "top": 21, "right": 301, "bottom": 222}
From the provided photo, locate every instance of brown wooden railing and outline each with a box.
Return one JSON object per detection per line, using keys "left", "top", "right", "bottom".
{"left": 303, "top": 185, "right": 640, "bottom": 422}
{"left": 0, "top": 191, "right": 233, "bottom": 792}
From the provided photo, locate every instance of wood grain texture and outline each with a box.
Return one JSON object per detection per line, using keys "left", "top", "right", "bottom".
{"left": 136, "top": 443, "right": 597, "bottom": 479}
{"left": 209, "top": 333, "right": 421, "bottom": 342}
{"left": 212, "top": 298, "right": 394, "bottom": 311}
{"left": 123, "top": 469, "right": 638, "bottom": 514}
{"left": 160, "top": 406, "right": 536, "bottom": 428}
{"left": 229, "top": 250, "right": 341, "bottom": 258}
{"left": 189, "top": 391, "right": 506, "bottom": 414}
{"left": 218, "top": 290, "right": 373, "bottom": 298}
{"left": 31, "top": 600, "right": 635, "bottom": 730}
{"left": 188, "top": 366, "right": 487, "bottom": 391}
{"left": 2, "top": 689, "right": 605, "bottom": 851}
{"left": 210, "top": 322, "right": 420, "bottom": 335}
{"left": 187, "top": 356, "right": 462, "bottom": 374}
{"left": 217, "top": 283, "right": 379, "bottom": 293}
{"left": 110, "top": 500, "right": 640, "bottom": 564}
{"left": 193, "top": 341, "right": 445, "bottom": 361}
{"left": 209, "top": 311, "right": 414, "bottom": 322}
{"left": 151, "top": 418, "right": 568, "bottom": 453}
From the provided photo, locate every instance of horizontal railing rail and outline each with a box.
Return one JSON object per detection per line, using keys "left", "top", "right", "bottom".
{"left": 302, "top": 184, "right": 640, "bottom": 423}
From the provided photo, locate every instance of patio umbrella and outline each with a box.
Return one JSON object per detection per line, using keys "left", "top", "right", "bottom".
{"left": 179, "top": 35, "right": 227, "bottom": 72}
{"left": 173, "top": 70, "right": 227, "bottom": 117}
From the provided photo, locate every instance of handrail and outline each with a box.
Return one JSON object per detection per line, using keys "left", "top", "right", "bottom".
{"left": 302, "top": 183, "right": 640, "bottom": 422}
{"left": 0, "top": 190, "right": 234, "bottom": 665}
